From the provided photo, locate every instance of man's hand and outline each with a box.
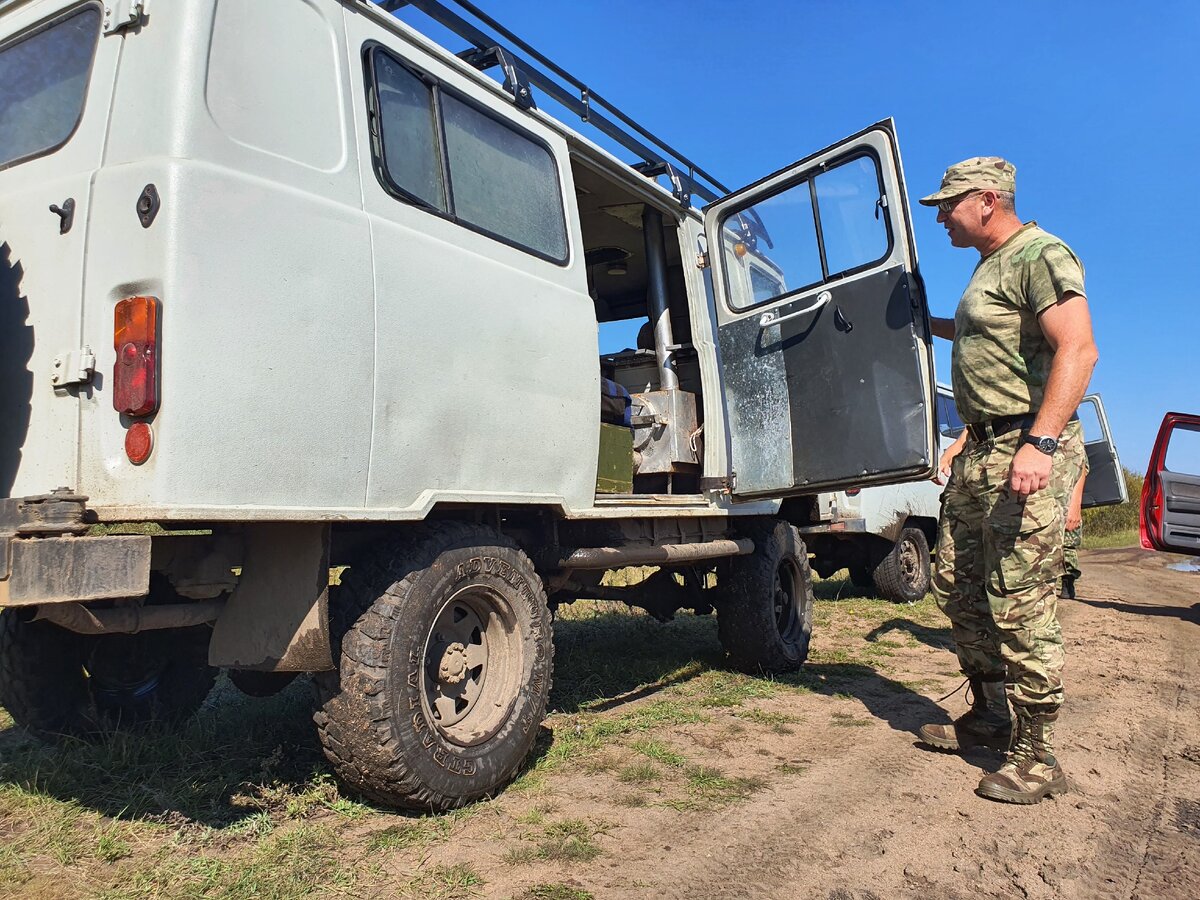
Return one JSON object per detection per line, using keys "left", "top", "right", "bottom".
{"left": 1065, "top": 504, "right": 1082, "bottom": 532}
{"left": 1009, "top": 444, "right": 1053, "bottom": 496}
{"left": 933, "top": 431, "right": 968, "bottom": 485}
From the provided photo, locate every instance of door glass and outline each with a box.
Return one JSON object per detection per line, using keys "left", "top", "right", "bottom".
{"left": 1076, "top": 400, "right": 1103, "bottom": 444}
{"left": 1165, "top": 423, "right": 1200, "bottom": 473}
{"left": 814, "top": 155, "right": 890, "bottom": 276}
{"left": 0, "top": 8, "right": 102, "bottom": 170}
{"left": 719, "top": 152, "right": 891, "bottom": 310}
{"left": 720, "top": 188, "right": 819, "bottom": 309}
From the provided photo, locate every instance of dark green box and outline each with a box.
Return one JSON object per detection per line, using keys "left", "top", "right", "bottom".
{"left": 596, "top": 423, "right": 633, "bottom": 494}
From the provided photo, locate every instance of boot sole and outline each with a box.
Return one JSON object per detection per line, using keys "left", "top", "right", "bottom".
{"left": 975, "top": 776, "right": 1068, "bottom": 805}
{"left": 917, "top": 726, "right": 1009, "bottom": 753}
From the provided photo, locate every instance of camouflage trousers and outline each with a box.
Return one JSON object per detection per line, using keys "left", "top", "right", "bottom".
{"left": 1063, "top": 524, "right": 1082, "bottom": 581}
{"left": 933, "top": 422, "right": 1086, "bottom": 711}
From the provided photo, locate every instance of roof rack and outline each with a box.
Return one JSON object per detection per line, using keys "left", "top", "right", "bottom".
{"left": 376, "top": 0, "right": 730, "bottom": 208}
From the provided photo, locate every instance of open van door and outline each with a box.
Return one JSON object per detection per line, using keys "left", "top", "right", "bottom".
{"left": 1140, "top": 412, "right": 1200, "bottom": 554}
{"left": 704, "top": 120, "right": 935, "bottom": 498}
{"left": 1077, "top": 394, "right": 1127, "bottom": 508}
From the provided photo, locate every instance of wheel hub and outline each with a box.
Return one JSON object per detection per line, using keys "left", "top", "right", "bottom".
{"left": 436, "top": 642, "right": 468, "bottom": 685}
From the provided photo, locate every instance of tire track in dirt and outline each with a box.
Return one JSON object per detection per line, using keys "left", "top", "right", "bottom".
{"left": 627, "top": 550, "right": 1200, "bottom": 900}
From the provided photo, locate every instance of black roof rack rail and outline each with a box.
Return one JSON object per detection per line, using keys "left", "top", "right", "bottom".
{"left": 376, "top": 0, "right": 729, "bottom": 208}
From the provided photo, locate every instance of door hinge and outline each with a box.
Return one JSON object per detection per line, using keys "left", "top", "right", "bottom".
{"left": 696, "top": 252, "right": 709, "bottom": 269}
{"left": 103, "top": 0, "right": 147, "bottom": 35}
{"left": 700, "top": 472, "right": 735, "bottom": 493}
{"left": 51, "top": 347, "right": 96, "bottom": 388}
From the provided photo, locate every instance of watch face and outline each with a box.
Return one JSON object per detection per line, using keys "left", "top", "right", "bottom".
{"left": 1037, "top": 437, "right": 1057, "bottom": 454}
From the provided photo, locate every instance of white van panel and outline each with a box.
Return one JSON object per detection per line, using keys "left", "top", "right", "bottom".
{"left": 78, "top": 0, "right": 375, "bottom": 509}
{"left": 205, "top": 0, "right": 346, "bottom": 172}
{"left": 344, "top": 13, "right": 599, "bottom": 513}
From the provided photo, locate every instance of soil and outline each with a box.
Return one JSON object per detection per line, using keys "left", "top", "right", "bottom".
{"left": 423, "top": 547, "right": 1200, "bottom": 899}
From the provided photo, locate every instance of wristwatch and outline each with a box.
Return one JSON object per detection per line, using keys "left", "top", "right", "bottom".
{"left": 1022, "top": 434, "right": 1059, "bottom": 455}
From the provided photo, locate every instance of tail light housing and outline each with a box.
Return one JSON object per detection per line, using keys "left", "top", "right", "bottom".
{"left": 113, "top": 296, "right": 159, "bottom": 417}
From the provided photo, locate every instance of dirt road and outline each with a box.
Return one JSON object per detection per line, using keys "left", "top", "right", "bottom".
{"left": 2, "top": 547, "right": 1197, "bottom": 899}
{"left": 430, "top": 547, "right": 1200, "bottom": 899}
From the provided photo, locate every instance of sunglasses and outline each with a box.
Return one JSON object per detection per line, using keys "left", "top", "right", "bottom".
{"left": 936, "top": 191, "right": 981, "bottom": 214}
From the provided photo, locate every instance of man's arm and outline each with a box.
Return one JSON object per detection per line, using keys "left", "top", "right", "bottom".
{"left": 929, "top": 316, "right": 956, "bottom": 340}
{"left": 1009, "top": 292, "right": 1099, "bottom": 495}
{"left": 1066, "top": 472, "right": 1086, "bottom": 531}
{"left": 933, "top": 429, "right": 968, "bottom": 485}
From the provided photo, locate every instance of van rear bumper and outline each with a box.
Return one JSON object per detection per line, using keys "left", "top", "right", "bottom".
{"left": 0, "top": 534, "right": 151, "bottom": 607}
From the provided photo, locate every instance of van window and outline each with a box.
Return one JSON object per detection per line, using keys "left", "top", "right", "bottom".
{"left": 937, "top": 390, "right": 964, "bottom": 437}
{"left": 0, "top": 8, "right": 101, "bottom": 170}
{"left": 369, "top": 48, "right": 567, "bottom": 263}
{"left": 441, "top": 94, "right": 567, "bottom": 261}
{"left": 719, "top": 152, "right": 891, "bottom": 310}
{"left": 374, "top": 55, "right": 446, "bottom": 211}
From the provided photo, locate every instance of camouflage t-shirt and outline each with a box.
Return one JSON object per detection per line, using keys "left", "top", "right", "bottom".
{"left": 951, "top": 222, "right": 1086, "bottom": 424}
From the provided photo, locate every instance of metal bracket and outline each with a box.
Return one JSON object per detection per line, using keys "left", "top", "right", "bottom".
{"left": 457, "top": 45, "right": 536, "bottom": 110}
{"left": 700, "top": 473, "right": 736, "bottom": 494}
{"left": 103, "top": 0, "right": 146, "bottom": 34}
{"left": 50, "top": 346, "right": 95, "bottom": 388}
{"left": 633, "top": 160, "right": 692, "bottom": 209}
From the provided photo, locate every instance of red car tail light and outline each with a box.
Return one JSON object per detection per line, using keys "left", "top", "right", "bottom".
{"left": 113, "top": 296, "right": 159, "bottom": 416}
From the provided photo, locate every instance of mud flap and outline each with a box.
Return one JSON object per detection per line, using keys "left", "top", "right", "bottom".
{"left": 208, "top": 523, "right": 333, "bottom": 671}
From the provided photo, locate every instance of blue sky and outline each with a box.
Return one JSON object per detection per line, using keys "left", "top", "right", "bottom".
{"left": 394, "top": 1, "right": 1198, "bottom": 474}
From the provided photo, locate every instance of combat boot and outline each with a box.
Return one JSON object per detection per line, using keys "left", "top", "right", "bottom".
{"left": 918, "top": 673, "right": 1010, "bottom": 752}
{"left": 976, "top": 707, "right": 1068, "bottom": 804}
{"left": 1059, "top": 576, "right": 1076, "bottom": 600}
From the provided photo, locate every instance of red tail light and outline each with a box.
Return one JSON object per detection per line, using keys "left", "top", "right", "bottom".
{"left": 113, "top": 296, "right": 159, "bottom": 417}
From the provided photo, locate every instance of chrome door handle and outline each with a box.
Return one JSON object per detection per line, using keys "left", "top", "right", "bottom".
{"left": 759, "top": 290, "right": 832, "bottom": 329}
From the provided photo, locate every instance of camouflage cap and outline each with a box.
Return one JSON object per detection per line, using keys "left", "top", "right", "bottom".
{"left": 919, "top": 156, "right": 1016, "bottom": 206}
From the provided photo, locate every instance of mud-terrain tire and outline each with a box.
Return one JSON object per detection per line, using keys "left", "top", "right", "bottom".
{"left": 314, "top": 524, "right": 553, "bottom": 811}
{"left": 715, "top": 519, "right": 813, "bottom": 674}
{"left": 0, "top": 607, "right": 216, "bottom": 735}
{"left": 873, "top": 526, "right": 931, "bottom": 603}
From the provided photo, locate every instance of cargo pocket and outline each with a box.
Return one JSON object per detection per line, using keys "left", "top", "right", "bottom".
{"left": 986, "top": 488, "right": 1063, "bottom": 627}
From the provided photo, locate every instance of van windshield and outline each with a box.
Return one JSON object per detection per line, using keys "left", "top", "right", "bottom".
{"left": 0, "top": 7, "right": 101, "bottom": 170}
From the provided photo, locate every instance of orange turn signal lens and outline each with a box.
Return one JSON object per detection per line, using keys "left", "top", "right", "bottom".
{"left": 733, "top": 242, "right": 748, "bottom": 258}
{"left": 113, "top": 296, "right": 159, "bottom": 416}
{"left": 125, "top": 421, "right": 153, "bottom": 464}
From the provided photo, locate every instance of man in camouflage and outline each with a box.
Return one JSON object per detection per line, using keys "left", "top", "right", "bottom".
{"left": 915, "top": 157, "right": 1097, "bottom": 804}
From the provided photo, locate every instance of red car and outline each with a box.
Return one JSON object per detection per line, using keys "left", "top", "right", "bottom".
{"left": 1140, "top": 413, "right": 1200, "bottom": 554}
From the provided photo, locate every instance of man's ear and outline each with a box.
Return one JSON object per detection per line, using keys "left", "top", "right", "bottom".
{"left": 978, "top": 190, "right": 998, "bottom": 214}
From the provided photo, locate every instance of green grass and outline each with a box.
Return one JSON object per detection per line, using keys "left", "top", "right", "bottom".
{"left": 514, "top": 884, "right": 595, "bottom": 900}
{"left": 505, "top": 819, "right": 605, "bottom": 865}
{"left": 1082, "top": 527, "right": 1138, "bottom": 549}
{"left": 0, "top": 568, "right": 961, "bottom": 896}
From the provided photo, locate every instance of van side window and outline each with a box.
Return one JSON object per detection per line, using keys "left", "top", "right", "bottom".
{"left": 373, "top": 55, "right": 446, "bottom": 211}
{"left": 937, "top": 391, "right": 964, "bottom": 437}
{"left": 368, "top": 47, "right": 568, "bottom": 263}
{"left": 441, "top": 94, "right": 567, "bottom": 261}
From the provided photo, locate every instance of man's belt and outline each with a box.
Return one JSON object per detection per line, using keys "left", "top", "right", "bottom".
{"left": 965, "top": 414, "right": 1035, "bottom": 442}
{"left": 964, "top": 412, "right": 1079, "bottom": 443}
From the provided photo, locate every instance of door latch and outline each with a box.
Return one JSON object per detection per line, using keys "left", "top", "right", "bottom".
{"left": 51, "top": 347, "right": 96, "bottom": 387}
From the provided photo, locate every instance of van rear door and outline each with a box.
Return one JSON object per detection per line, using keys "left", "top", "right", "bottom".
{"left": 0, "top": 4, "right": 118, "bottom": 498}
{"left": 704, "top": 120, "right": 936, "bottom": 499}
